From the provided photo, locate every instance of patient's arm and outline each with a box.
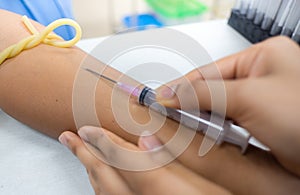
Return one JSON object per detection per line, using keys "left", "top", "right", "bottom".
{"left": 0, "top": 10, "right": 299, "bottom": 194}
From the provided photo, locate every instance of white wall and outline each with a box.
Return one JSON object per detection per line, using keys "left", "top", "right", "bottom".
{"left": 72, "top": 0, "right": 236, "bottom": 38}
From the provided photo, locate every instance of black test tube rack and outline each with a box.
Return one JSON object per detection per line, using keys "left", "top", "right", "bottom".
{"left": 228, "top": 9, "right": 300, "bottom": 45}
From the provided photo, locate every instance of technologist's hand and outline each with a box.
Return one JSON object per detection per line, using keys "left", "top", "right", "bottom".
{"left": 58, "top": 127, "right": 229, "bottom": 195}
{"left": 156, "top": 36, "right": 300, "bottom": 177}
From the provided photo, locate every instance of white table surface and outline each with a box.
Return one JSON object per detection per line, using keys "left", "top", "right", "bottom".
{"left": 0, "top": 20, "right": 250, "bottom": 195}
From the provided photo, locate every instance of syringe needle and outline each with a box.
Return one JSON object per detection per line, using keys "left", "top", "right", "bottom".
{"left": 83, "top": 67, "right": 140, "bottom": 97}
{"left": 83, "top": 67, "right": 118, "bottom": 84}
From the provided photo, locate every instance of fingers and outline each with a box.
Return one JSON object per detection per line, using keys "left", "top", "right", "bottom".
{"left": 58, "top": 131, "right": 133, "bottom": 195}
{"left": 137, "top": 133, "right": 230, "bottom": 195}
{"left": 154, "top": 43, "right": 257, "bottom": 117}
{"left": 78, "top": 126, "right": 142, "bottom": 170}
{"left": 156, "top": 37, "right": 297, "bottom": 117}
{"left": 79, "top": 125, "right": 168, "bottom": 165}
{"left": 77, "top": 127, "right": 174, "bottom": 194}
{"left": 156, "top": 78, "right": 246, "bottom": 119}
{"left": 60, "top": 129, "right": 230, "bottom": 195}
{"left": 59, "top": 131, "right": 98, "bottom": 167}
{"left": 78, "top": 126, "right": 172, "bottom": 170}
{"left": 155, "top": 37, "right": 300, "bottom": 128}
{"left": 78, "top": 126, "right": 138, "bottom": 151}
{"left": 138, "top": 132, "right": 163, "bottom": 151}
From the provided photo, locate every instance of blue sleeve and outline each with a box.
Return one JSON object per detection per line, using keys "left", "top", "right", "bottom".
{"left": 0, "top": 0, "right": 75, "bottom": 40}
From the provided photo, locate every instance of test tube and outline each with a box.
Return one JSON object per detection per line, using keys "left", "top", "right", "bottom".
{"left": 253, "top": 0, "right": 270, "bottom": 25}
{"left": 292, "top": 20, "right": 300, "bottom": 44}
{"left": 261, "top": 0, "right": 282, "bottom": 30}
{"left": 240, "top": 0, "right": 251, "bottom": 15}
{"left": 281, "top": 0, "right": 300, "bottom": 37}
{"left": 246, "top": 0, "right": 259, "bottom": 20}
{"left": 270, "top": 0, "right": 295, "bottom": 35}
{"left": 234, "top": 0, "right": 243, "bottom": 10}
{"left": 292, "top": 20, "right": 300, "bottom": 43}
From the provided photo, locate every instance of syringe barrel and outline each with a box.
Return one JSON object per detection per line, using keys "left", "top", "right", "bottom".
{"left": 138, "top": 87, "right": 251, "bottom": 152}
{"left": 139, "top": 87, "right": 208, "bottom": 133}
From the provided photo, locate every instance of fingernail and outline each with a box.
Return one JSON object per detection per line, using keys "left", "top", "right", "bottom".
{"left": 78, "top": 126, "right": 103, "bottom": 142}
{"left": 140, "top": 131, "right": 162, "bottom": 151}
{"left": 78, "top": 126, "right": 91, "bottom": 142}
{"left": 78, "top": 130, "right": 89, "bottom": 142}
{"left": 157, "top": 85, "right": 177, "bottom": 99}
{"left": 58, "top": 133, "right": 70, "bottom": 147}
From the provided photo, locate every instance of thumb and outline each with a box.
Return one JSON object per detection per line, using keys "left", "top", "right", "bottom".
{"left": 156, "top": 79, "right": 245, "bottom": 119}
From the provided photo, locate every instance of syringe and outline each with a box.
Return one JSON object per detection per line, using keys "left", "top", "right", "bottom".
{"left": 84, "top": 68, "right": 270, "bottom": 153}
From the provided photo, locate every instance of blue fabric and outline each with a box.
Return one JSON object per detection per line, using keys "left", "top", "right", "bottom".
{"left": 0, "top": 0, "right": 75, "bottom": 40}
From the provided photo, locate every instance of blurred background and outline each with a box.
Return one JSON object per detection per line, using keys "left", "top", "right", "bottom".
{"left": 72, "top": 0, "right": 236, "bottom": 38}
